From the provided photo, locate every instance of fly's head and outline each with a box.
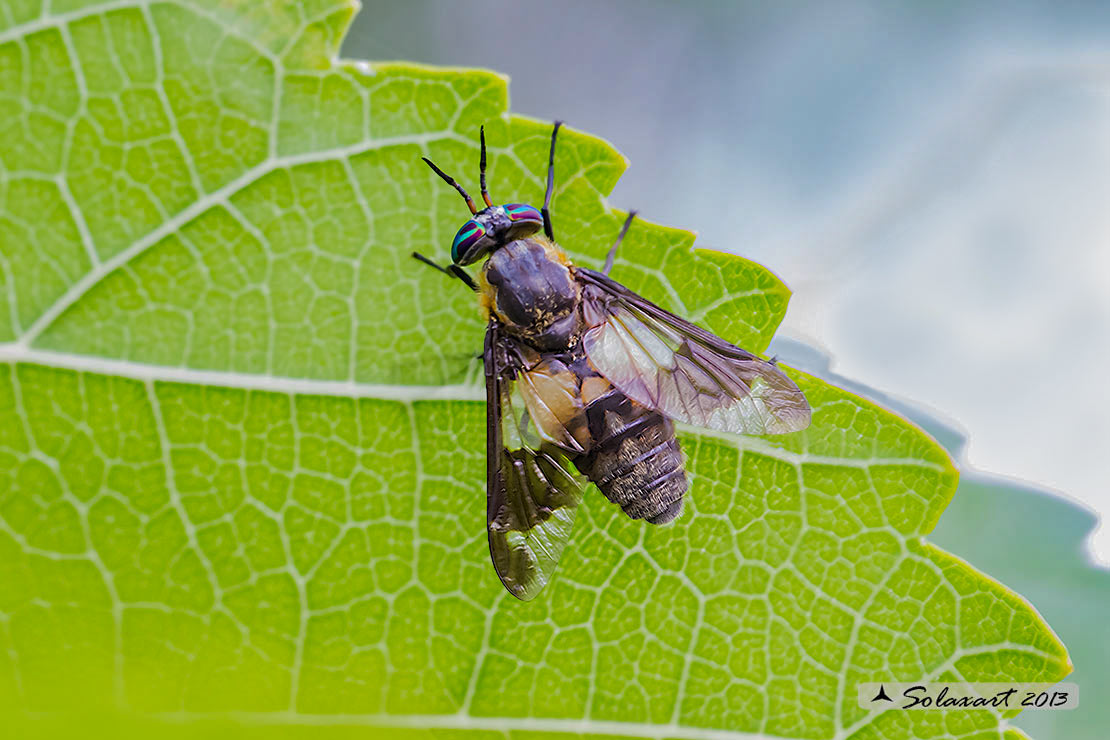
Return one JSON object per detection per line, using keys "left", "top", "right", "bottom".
{"left": 451, "top": 203, "right": 543, "bottom": 265}
{"left": 422, "top": 125, "right": 547, "bottom": 266}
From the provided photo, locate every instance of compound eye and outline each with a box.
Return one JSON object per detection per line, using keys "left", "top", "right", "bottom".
{"left": 451, "top": 220, "right": 486, "bottom": 263}
{"left": 503, "top": 203, "right": 542, "bottom": 224}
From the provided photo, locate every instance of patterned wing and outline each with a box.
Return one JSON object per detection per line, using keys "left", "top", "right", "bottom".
{"left": 576, "top": 267, "right": 811, "bottom": 436}
{"left": 485, "top": 322, "right": 585, "bottom": 601}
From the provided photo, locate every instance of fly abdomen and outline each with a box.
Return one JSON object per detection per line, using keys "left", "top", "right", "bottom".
{"left": 575, "top": 389, "right": 687, "bottom": 524}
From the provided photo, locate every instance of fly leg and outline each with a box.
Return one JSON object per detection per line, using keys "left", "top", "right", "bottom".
{"left": 542, "top": 121, "right": 562, "bottom": 241}
{"left": 411, "top": 252, "right": 478, "bottom": 291}
{"left": 601, "top": 210, "right": 638, "bottom": 276}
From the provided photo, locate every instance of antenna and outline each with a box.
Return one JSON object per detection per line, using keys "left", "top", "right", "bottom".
{"left": 422, "top": 157, "right": 477, "bottom": 215}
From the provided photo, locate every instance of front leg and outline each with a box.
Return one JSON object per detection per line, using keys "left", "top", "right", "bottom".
{"left": 542, "top": 121, "right": 562, "bottom": 241}
{"left": 411, "top": 251, "right": 478, "bottom": 291}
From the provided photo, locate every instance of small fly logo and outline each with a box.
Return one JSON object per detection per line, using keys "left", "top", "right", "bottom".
{"left": 871, "top": 685, "right": 894, "bottom": 703}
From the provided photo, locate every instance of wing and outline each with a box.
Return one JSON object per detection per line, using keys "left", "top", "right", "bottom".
{"left": 485, "top": 321, "right": 585, "bottom": 601}
{"left": 576, "top": 267, "right": 811, "bottom": 436}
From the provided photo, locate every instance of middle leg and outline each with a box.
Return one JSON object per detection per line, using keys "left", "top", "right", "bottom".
{"left": 602, "top": 211, "right": 638, "bottom": 276}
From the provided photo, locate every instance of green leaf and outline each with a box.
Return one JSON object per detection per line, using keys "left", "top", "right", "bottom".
{"left": 932, "top": 473, "right": 1108, "bottom": 740}
{"left": 0, "top": 2, "right": 1068, "bottom": 739}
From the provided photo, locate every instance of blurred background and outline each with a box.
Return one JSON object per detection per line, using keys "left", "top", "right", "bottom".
{"left": 344, "top": 2, "right": 1109, "bottom": 738}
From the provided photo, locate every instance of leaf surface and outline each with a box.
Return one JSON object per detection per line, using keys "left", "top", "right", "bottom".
{"left": 0, "top": 2, "right": 1068, "bottom": 738}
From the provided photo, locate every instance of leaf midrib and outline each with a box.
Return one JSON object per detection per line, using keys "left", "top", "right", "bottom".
{"left": 0, "top": 346, "right": 950, "bottom": 482}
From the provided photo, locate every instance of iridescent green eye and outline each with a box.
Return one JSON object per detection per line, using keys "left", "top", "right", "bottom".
{"left": 503, "top": 203, "right": 542, "bottom": 224}
{"left": 451, "top": 220, "right": 486, "bottom": 263}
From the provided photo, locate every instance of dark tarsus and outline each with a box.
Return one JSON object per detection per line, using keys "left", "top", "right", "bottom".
{"left": 410, "top": 250, "right": 477, "bottom": 291}
{"left": 602, "top": 210, "right": 637, "bottom": 276}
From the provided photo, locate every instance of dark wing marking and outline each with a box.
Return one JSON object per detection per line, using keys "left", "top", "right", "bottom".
{"left": 576, "top": 267, "right": 811, "bottom": 436}
{"left": 485, "top": 322, "right": 585, "bottom": 601}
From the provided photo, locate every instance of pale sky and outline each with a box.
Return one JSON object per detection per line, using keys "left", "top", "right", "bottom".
{"left": 775, "top": 52, "right": 1110, "bottom": 561}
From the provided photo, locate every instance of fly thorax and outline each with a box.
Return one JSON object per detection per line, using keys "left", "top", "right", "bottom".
{"left": 481, "top": 238, "right": 581, "bottom": 350}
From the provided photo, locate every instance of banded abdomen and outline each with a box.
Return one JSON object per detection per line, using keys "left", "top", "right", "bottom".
{"left": 514, "top": 345, "right": 688, "bottom": 524}
{"left": 572, "top": 381, "right": 683, "bottom": 521}
{"left": 573, "top": 385, "right": 686, "bottom": 524}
